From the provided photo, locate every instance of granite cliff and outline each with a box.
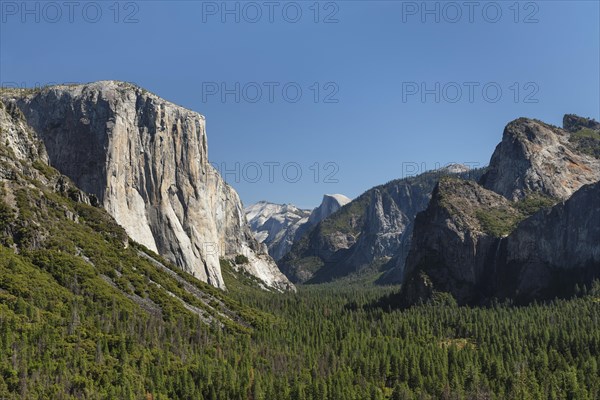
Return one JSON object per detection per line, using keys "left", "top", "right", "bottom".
{"left": 0, "top": 98, "right": 262, "bottom": 332}
{"left": 480, "top": 118, "right": 600, "bottom": 200}
{"left": 400, "top": 116, "right": 600, "bottom": 305}
{"left": 1, "top": 82, "right": 293, "bottom": 291}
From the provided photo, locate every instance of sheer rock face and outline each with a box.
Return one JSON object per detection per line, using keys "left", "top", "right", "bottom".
{"left": 339, "top": 187, "right": 412, "bottom": 268}
{"left": 306, "top": 194, "right": 351, "bottom": 227}
{"left": 1, "top": 82, "right": 293, "bottom": 291}
{"left": 480, "top": 118, "right": 600, "bottom": 201}
{"left": 0, "top": 101, "right": 48, "bottom": 166}
{"left": 401, "top": 116, "right": 600, "bottom": 306}
{"left": 501, "top": 182, "right": 600, "bottom": 301}
{"left": 278, "top": 182, "right": 425, "bottom": 284}
{"left": 401, "top": 178, "right": 514, "bottom": 305}
{"left": 401, "top": 179, "right": 600, "bottom": 306}
{"left": 0, "top": 100, "right": 98, "bottom": 249}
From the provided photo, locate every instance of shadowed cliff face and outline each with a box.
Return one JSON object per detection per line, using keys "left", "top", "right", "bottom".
{"left": 1, "top": 82, "right": 293, "bottom": 291}
{"left": 501, "top": 182, "right": 600, "bottom": 301}
{"left": 401, "top": 178, "right": 517, "bottom": 305}
{"left": 402, "top": 180, "right": 600, "bottom": 306}
{"left": 0, "top": 101, "right": 48, "bottom": 167}
{"left": 400, "top": 116, "right": 600, "bottom": 306}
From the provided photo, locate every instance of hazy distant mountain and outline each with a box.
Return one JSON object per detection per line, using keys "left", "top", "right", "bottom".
{"left": 278, "top": 165, "right": 485, "bottom": 284}
{"left": 245, "top": 194, "right": 351, "bottom": 261}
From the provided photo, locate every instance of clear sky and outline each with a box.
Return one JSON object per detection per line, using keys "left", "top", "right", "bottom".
{"left": 1, "top": 1, "right": 598, "bottom": 208}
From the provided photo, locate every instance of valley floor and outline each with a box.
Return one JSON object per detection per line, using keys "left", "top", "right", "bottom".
{"left": 1, "top": 260, "right": 599, "bottom": 400}
{"left": 226, "top": 279, "right": 600, "bottom": 400}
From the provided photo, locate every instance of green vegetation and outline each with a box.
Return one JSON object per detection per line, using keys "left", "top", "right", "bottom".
{"left": 476, "top": 193, "right": 557, "bottom": 237}
{"left": 319, "top": 194, "right": 369, "bottom": 235}
{"left": 571, "top": 127, "right": 600, "bottom": 140}
{"left": 1, "top": 212, "right": 599, "bottom": 400}
{"left": 0, "top": 150, "right": 274, "bottom": 398}
{"left": 569, "top": 127, "right": 600, "bottom": 158}
{"left": 3, "top": 187, "right": 600, "bottom": 400}
{"left": 1, "top": 122, "right": 598, "bottom": 398}
{"left": 475, "top": 208, "right": 522, "bottom": 237}
{"left": 296, "top": 256, "right": 325, "bottom": 272}
{"left": 234, "top": 254, "right": 249, "bottom": 265}
{"left": 32, "top": 160, "right": 58, "bottom": 180}
{"left": 228, "top": 282, "right": 600, "bottom": 400}
{"left": 221, "top": 258, "right": 277, "bottom": 302}
{"left": 0, "top": 198, "right": 14, "bottom": 233}
{"left": 516, "top": 193, "right": 558, "bottom": 215}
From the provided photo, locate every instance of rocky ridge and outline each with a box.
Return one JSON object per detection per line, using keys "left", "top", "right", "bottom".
{"left": 279, "top": 165, "right": 485, "bottom": 283}
{"left": 245, "top": 201, "right": 312, "bottom": 261}
{"left": 480, "top": 118, "right": 600, "bottom": 200}
{"left": 400, "top": 116, "right": 600, "bottom": 305}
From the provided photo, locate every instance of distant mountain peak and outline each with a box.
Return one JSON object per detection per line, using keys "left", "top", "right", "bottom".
{"left": 245, "top": 194, "right": 351, "bottom": 261}
{"left": 440, "top": 163, "right": 471, "bottom": 174}
{"left": 307, "top": 194, "right": 352, "bottom": 226}
{"left": 323, "top": 193, "right": 352, "bottom": 202}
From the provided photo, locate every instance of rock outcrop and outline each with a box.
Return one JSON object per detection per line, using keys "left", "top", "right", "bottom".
{"left": 563, "top": 114, "right": 600, "bottom": 159}
{"left": 563, "top": 114, "right": 600, "bottom": 133}
{"left": 401, "top": 178, "right": 520, "bottom": 305}
{"left": 279, "top": 166, "right": 484, "bottom": 283}
{"left": 480, "top": 118, "right": 600, "bottom": 200}
{"left": 402, "top": 180, "right": 600, "bottom": 305}
{"left": 245, "top": 194, "right": 350, "bottom": 261}
{"left": 0, "top": 100, "right": 47, "bottom": 167}
{"left": 306, "top": 194, "right": 351, "bottom": 227}
{"left": 400, "top": 116, "right": 600, "bottom": 306}
{"left": 1, "top": 82, "right": 293, "bottom": 291}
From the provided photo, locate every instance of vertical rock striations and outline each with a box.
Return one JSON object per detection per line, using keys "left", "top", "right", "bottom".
{"left": 1, "top": 82, "right": 293, "bottom": 291}
{"left": 501, "top": 181, "right": 600, "bottom": 301}
{"left": 401, "top": 178, "right": 520, "bottom": 305}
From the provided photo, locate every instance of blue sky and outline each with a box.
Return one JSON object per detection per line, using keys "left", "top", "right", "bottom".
{"left": 1, "top": 1, "right": 599, "bottom": 208}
